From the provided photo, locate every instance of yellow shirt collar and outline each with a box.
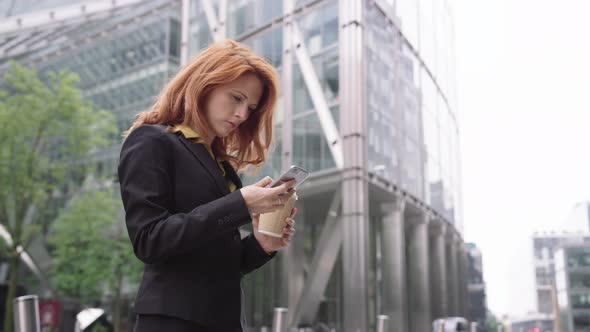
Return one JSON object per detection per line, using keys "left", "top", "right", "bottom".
{"left": 173, "top": 124, "right": 201, "bottom": 140}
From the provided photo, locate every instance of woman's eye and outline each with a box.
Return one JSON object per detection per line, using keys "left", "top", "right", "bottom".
{"left": 248, "top": 107, "right": 257, "bottom": 113}
{"left": 232, "top": 95, "right": 242, "bottom": 103}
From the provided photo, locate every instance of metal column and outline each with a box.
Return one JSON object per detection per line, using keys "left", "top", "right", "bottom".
{"left": 279, "top": 0, "right": 299, "bottom": 319}
{"left": 457, "top": 245, "right": 468, "bottom": 317}
{"left": 281, "top": 201, "right": 305, "bottom": 319}
{"left": 201, "top": 0, "right": 226, "bottom": 42}
{"left": 429, "top": 221, "right": 448, "bottom": 321}
{"left": 340, "top": 0, "right": 368, "bottom": 331}
{"left": 406, "top": 213, "right": 431, "bottom": 332}
{"left": 180, "top": 0, "right": 190, "bottom": 65}
{"left": 446, "top": 233, "right": 459, "bottom": 316}
{"left": 380, "top": 198, "right": 407, "bottom": 332}
{"left": 281, "top": 0, "right": 295, "bottom": 173}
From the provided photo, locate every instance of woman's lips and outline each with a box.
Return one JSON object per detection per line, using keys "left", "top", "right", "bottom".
{"left": 225, "top": 121, "right": 237, "bottom": 129}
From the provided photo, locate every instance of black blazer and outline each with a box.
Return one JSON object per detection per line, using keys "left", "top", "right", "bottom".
{"left": 118, "top": 124, "right": 275, "bottom": 329}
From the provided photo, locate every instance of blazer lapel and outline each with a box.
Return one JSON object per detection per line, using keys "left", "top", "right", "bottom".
{"left": 177, "top": 136, "right": 230, "bottom": 196}
{"left": 221, "top": 161, "right": 243, "bottom": 189}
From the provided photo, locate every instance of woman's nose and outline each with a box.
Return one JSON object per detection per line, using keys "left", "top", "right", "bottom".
{"left": 235, "top": 104, "right": 249, "bottom": 119}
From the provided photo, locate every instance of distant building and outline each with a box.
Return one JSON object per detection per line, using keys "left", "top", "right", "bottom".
{"left": 507, "top": 314, "right": 553, "bottom": 332}
{"left": 466, "top": 243, "right": 487, "bottom": 331}
{"left": 533, "top": 231, "right": 590, "bottom": 314}
{"left": 562, "top": 202, "right": 590, "bottom": 233}
{"left": 555, "top": 245, "right": 590, "bottom": 332}
{"left": 533, "top": 201, "right": 590, "bottom": 315}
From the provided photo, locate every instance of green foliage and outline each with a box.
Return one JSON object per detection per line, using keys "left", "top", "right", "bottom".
{"left": 485, "top": 310, "right": 500, "bottom": 332}
{"left": 48, "top": 188, "right": 142, "bottom": 304}
{"left": 90, "top": 325, "right": 108, "bottom": 332}
{"left": 0, "top": 61, "right": 118, "bottom": 332}
{"left": 0, "top": 61, "right": 117, "bottom": 248}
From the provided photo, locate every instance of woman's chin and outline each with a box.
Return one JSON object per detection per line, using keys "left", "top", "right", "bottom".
{"left": 216, "top": 131, "right": 231, "bottom": 138}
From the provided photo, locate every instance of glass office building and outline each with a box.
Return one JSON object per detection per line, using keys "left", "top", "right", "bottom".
{"left": 533, "top": 232, "right": 590, "bottom": 316}
{"left": 0, "top": 0, "right": 467, "bottom": 331}
{"left": 555, "top": 245, "right": 590, "bottom": 332}
{"left": 466, "top": 243, "right": 487, "bottom": 331}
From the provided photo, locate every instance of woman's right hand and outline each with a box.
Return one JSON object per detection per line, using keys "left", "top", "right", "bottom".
{"left": 240, "top": 177, "right": 297, "bottom": 215}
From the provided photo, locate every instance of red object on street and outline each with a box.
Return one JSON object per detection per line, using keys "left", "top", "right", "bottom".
{"left": 39, "top": 300, "right": 61, "bottom": 329}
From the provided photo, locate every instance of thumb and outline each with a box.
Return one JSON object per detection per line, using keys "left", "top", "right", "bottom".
{"left": 255, "top": 176, "right": 273, "bottom": 187}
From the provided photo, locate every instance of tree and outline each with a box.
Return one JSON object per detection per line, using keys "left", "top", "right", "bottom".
{"left": 48, "top": 188, "right": 142, "bottom": 332}
{"left": 0, "top": 62, "right": 117, "bottom": 332}
{"left": 485, "top": 310, "right": 500, "bottom": 332}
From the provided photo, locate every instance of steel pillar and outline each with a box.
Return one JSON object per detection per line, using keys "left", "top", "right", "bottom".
{"left": 340, "top": 0, "right": 368, "bottom": 331}
{"left": 380, "top": 198, "right": 407, "bottom": 332}
{"left": 406, "top": 213, "right": 431, "bottom": 332}
{"left": 446, "top": 233, "right": 459, "bottom": 316}
{"left": 429, "top": 221, "right": 448, "bottom": 321}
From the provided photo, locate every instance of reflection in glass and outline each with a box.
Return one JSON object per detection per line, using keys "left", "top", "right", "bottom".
{"left": 571, "top": 293, "right": 590, "bottom": 309}
{"left": 365, "top": 3, "right": 399, "bottom": 184}
{"left": 573, "top": 313, "right": 590, "bottom": 330}
{"left": 298, "top": 1, "right": 339, "bottom": 56}
{"left": 396, "top": 0, "right": 419, "bottom": 49}
{"left": 568, "top": 250, "right": 590, "bottom": 268}
{"left": 293, "top": 112, "right": 336, "bottom": 173}
{"left": 570, "top": 272, "right": 590, "bottom": 289}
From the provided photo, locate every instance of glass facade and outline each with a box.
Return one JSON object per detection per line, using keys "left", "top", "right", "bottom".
{"left": 364, "top": 0, "right": 461, "bottom": 225}
{"left": 556, "top": 246, "right": 590, "bottom": 332}
{"left": 466, "top": 243, "right": 487, "bottom": 330}
{"left": 0, "top": 0, "right": 84, "bottom": 17}
{"left": 36, "top": 15, "right": 178, "bottom": 132}
{"left": 5, "top": 2, "right": 183, "bottom": 179}
{"left": 574, "top": 313, "right": 590, "bottom": 331}
{"left": 569, "top": 249, "right": 590, "bottom": 268}
{"left": 365, "top": 2, "right": 401, "bottom": 187}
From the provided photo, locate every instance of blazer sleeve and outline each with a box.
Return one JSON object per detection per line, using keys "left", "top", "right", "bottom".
{"left": 118, "top": 125, "right": 252, "bottom": 264}
{"left": 239, "top": 233, "right": 276, "bottom": 275}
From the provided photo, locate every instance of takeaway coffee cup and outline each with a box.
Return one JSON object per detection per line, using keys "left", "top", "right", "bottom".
{"left": 258, "top": 193, "right": 297, "bottom": 237}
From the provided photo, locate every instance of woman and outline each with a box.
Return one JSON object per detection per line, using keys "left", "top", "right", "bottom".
{"left": 118, "top": 39, "right": 297, "bottom": 332}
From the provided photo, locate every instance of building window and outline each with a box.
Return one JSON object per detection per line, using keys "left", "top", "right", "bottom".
{"left": 571, "top": 293, "right": 590, "bottom": 309}
{"left": 573, "top": 313, "right": 590, "bottom": 330}
{"left": 568, "top": 249, "right": 590, "bottom": 268}
{"left": 570, "top": 272, "right": 590, "bottom": 289}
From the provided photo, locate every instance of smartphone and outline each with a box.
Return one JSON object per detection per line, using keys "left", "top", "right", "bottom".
{"left": 267, "top": 165, "right": 310, "bottom": 189}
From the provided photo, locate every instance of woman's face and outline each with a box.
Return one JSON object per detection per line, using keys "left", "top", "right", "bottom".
{"left": 204, "top": 72, "right": 263, "bottom": 140}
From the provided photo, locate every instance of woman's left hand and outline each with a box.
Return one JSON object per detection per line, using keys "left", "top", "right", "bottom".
{"left": 252, "top": 207, "right": 298, "bottom": 254}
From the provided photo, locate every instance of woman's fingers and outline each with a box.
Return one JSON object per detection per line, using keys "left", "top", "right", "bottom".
{"left": 253, "top": 191, "right": 299, "bottom": 219}
{"left": 283, "top": 221, "right": 295, "bottom": 234}
{"left": 278, "top": 188, "right": 297, "bottom": 200}
{"left": 255, "top": 176, "right": 273, "bottom": 187}
{"left": 274, "top": 193, "right": 294, "bottom": 207}
{"left": 271, "top": 180, "right": 296, "bottom": 195}
{"left": 269, "top": 188, "right": 296, "bottom": 210}
{"left": 285, "top": 217, "right": 295, "bottom": 226}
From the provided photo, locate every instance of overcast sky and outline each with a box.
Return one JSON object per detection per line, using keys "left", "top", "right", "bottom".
{"left": 454, "top": 0, "right": 590, "bottom": 318}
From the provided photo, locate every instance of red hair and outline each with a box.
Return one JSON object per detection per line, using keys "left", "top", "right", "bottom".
{"left": 124, "top": 39, "right": 279, "bottom": 173}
